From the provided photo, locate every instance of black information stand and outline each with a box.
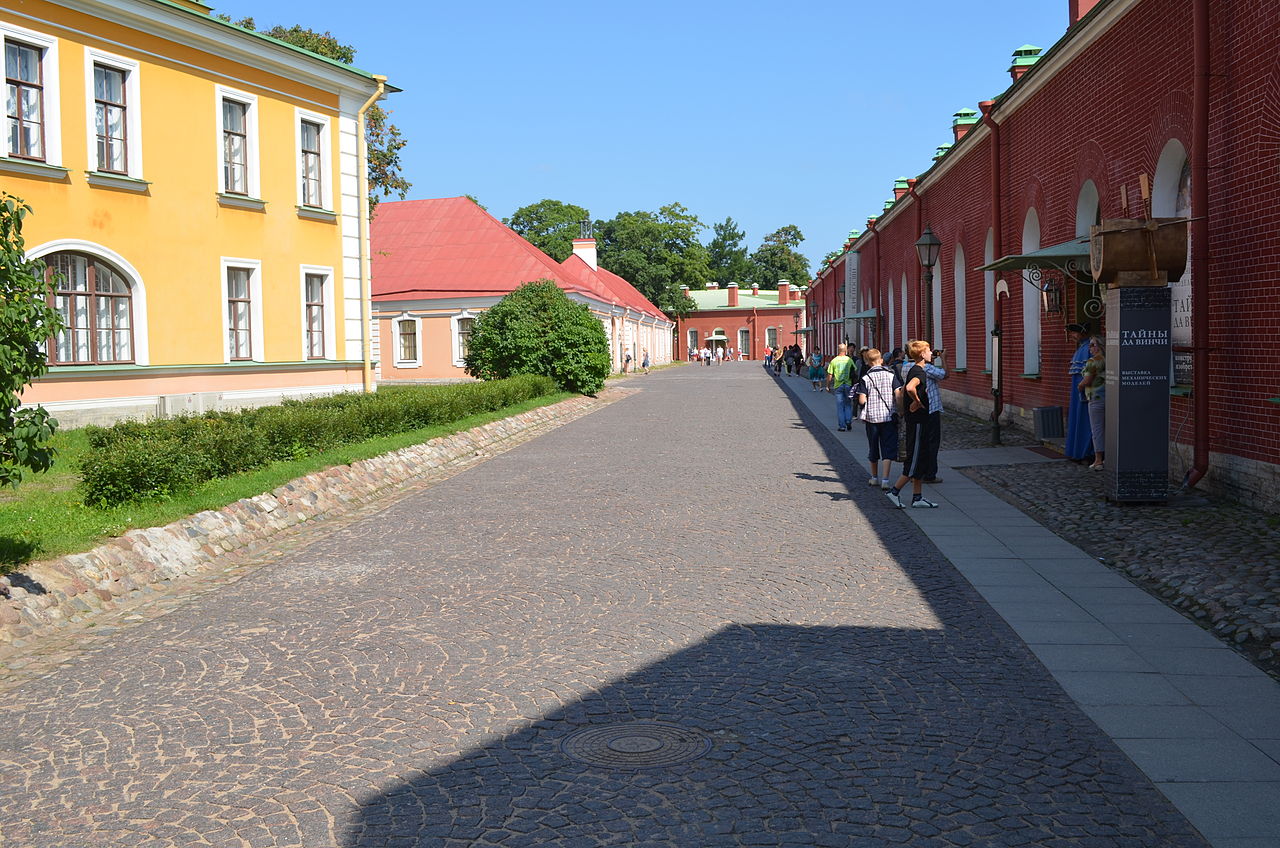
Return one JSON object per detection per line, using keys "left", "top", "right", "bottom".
{"left": 1104, "top": 287, "right": 1171, "bottom": 502}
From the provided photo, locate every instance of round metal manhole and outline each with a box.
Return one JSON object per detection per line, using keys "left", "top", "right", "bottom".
{"left": 560, "top": 722, "right": 713, "bottom": 769}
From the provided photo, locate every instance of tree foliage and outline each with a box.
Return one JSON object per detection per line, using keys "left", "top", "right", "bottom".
{"left": 505, "top": 199, "right": 589, "bottom": 262}
{"left": 463, "top": 280, "right": 611, "bottom": 395}
{"left": 0, "top": 195, "right": 64, "bottom": 488}
{"left": 706, "top": 217, "right": 752, "bottom": 286}
{"left": 216, "top": 13, "right": 410, "bottom": 209}
{"left": 595, "top": 202, "right": 709, "bottom": 318}
{"left": 749, "top": 224, "right": 811, "bottom": 290}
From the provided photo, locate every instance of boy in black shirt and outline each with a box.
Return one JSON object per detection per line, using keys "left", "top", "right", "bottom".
{"left": 887, "top": 339, "right": 941, "bottom": 509}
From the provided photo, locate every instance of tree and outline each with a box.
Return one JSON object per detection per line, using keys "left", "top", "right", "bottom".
{"left": 463, "top": 280, "right": 610, "bottom": 395}
{"left": 749, "top": 224, "right": 811, "bottom": 290}
{"left": 216, "top": 14, "right": 410, "bottom": 209}
{"left": 706, "top": 217, "right": 752, "bottom": 285}
{"left": 0, "top": 195, "right": 64, "bottom": 488}
{"left": 505, "top": 199, "right": 589, "bottom": 262}
{"left": 595, "top": 202, "right": 710, "bottom": 318}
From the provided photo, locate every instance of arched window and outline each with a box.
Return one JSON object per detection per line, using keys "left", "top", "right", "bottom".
{"left": 899, "top": 274, "right": 908, "bottom": 347}
{"left": 932, "top": 256, "right": 943, "bottom": 349}
{"left": 1153, "top": 139, "right": 1192, "bottom": 376}
{"left": 1021, "top": 209, "right": 1041, "bottom": 374}
{"left": 953, "top": 244, "right": 967, "bottom": 369}
{"left": 738, "top": 327, "right": 750, "bottom": 356}
{"left": 887, "top": 278, "right": 896, "bottom": 351}
{"left": 46, "top": 252, "right": 134, "bottom": 364}
{"left": 1074, "top": 180, "right": 1103, "bottom": 330}
{"left": 687, "top": 328, "right": 698, "bottom": 354}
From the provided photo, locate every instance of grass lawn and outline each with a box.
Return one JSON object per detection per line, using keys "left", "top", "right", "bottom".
{"left": 0, "top": 391, "right": 573, "bottom": 569}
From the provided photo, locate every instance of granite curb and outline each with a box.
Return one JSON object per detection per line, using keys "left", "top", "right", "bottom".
{"left": 0, "top": 390, "right": 624, "bottom": 654}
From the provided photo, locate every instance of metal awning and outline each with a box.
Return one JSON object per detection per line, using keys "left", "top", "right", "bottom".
{"left": 794, "top": 327, "right": 815, "bottom": 333}
{"left": 704, "top": 334, "right": 728, "bottom": 341}
{"left": 977, "top": 236, "right": 1089, "bottom": 272}
{"left": 823, "top": 317, "right": 846, "bottom": 325}
{"left": 847, "top": 308, "right": 879, "bottom": 320}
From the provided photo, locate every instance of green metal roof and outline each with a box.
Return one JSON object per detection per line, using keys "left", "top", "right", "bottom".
{"left": 686, "top": 289, "right": 802, "bottom": 310}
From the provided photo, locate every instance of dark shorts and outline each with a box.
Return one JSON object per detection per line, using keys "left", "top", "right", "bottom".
{"left": 901, "top": 412, "right": 941, "bottom": 480}
{"left": 864, "top": 420, "right": 898, "bottom": 463}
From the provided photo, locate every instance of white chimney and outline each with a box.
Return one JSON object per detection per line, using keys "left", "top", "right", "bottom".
{"left": 571, "top": 238, "right": 598, "bottom": 270}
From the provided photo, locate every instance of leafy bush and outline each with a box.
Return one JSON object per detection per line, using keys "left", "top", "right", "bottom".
{"left": 80, "top": 374, "right": 555, "bottom": 507}
{"left": 464, "top": 280, "right": 611, "bottom": 395}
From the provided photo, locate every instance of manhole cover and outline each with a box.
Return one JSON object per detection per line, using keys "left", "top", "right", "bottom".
{"left": 560, "top": 722, "right": 712, "bottom": 769}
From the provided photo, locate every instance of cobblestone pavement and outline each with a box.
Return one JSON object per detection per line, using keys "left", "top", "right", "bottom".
{"left": 938, "top": 412, "right": 1280, "bottom": 682}
{"left": 0, "top": 363, "right": 1207, "bottom": 846}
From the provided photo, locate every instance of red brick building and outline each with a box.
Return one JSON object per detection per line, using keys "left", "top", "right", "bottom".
{"left": 675, "top": 282, "right": 806, "bottom": 361}
{"left": 805, "top": 0, "right": 1280, "bottom": 507}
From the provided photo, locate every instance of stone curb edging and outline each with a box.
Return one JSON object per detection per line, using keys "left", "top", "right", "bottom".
{"left": 0, "top": 390, "right": 623, "bottom": 654}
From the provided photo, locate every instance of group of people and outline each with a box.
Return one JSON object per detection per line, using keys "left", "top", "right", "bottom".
{"left": 621, "top": 348, "right": 651, "bottom": 374}
{"left": 822, "top": 340, "right": 947, "bottom": 510}
{"left": 764, "top": 344, "right": 805, "bottom": 376}
{"left": 1065, "top": 323, "right": 1106, "bottom": 470}
{"left": 690, "top": 345, "right": 741, "bottom": 365}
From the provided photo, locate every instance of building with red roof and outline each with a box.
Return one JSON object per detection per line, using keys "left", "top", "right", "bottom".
{"left": 371, "top": 197, "right": 673, "bottom": 381}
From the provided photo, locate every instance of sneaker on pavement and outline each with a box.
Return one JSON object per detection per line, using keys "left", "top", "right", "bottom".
{"left": 886, "top": 490, "right": 904, "bottom": 509}
{"left": 911, "top": 497, "right": 940, "bottom": 509}
{"left": 868, "top": 476, "right": 879, "bottom": 486}
{"left": 880, "top": 478, "right": 892, "bottom": 490}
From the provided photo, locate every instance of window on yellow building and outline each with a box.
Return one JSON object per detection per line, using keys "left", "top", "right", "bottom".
{"left": 46, "top": 253, "right": 134, "bottom": 365}
{"left": 227, "top": 267, "right": 253, "bottom": 360}
{"left": 222, "top": 99, "right": 248, "bottom": 195}
{"left": 457, "top": 316, "right": 474, "bottom": 360}
{"left": 300, "top": 120, "right": 322, "bottom": 207}
{"left": 92, "top": 64, "right": 126, "bottom": 173}
{"left": 305, "top": 273, "right": 325, "bottom": 359}
{"left": 5, "top": 40, "right": 45, "bottom": 161}
{"left": 397, "top": 319, "right": 417, "bottom": 364}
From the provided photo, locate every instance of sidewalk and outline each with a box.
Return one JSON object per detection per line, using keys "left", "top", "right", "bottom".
{"left": 776, "top": 368, "right": 1280, "bottom": 847}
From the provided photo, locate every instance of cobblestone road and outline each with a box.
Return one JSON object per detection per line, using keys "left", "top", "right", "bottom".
{"left": 0, "top": 363, "right": 1208, "bottom": 847}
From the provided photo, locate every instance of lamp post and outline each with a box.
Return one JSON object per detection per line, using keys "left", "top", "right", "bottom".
{"left": 915, "top": 224, "right": 942, "bottom": 343}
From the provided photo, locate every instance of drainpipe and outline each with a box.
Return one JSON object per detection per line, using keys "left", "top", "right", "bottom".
{"left": 908, "top": 178, "right": 923, "bottom": 338}
{"left": 980, "top": 99, "right": 1006, "bottom": 443}
{"left": 357, "top": 75, "right": 387, "bottom": 394}
{"left": 1183, "top": 0, "right": 1210, "bottom": 490}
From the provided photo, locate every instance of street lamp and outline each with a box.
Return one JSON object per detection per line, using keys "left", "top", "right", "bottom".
{"left": 915, "top": 224, "right": 942, "bottom": 342}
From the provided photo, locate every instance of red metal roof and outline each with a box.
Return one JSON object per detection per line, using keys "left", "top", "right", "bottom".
{"left": 371, "top": 197, "right": 668, "bottom": 322}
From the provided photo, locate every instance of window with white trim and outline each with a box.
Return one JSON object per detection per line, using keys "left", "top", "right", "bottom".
{"left": 452, "top": 311, "right": 477, "bottom": 365}
{"left": 304, "top": 273, "right": 326, "bottom": 359}
{"left": 221, "top": 258, "right": 263, "bottom": 362}
{"left": 393, "top": 315, "right": 419, "bottom": 366}
{"left": 216, "top": 87, "right": 258, "bottom": 197}
{"left": 2, "top": 24, "right": 60, "bottom": 165}
{"left": 84, "top": 49, "right": 141, "bottom": 178}
{"left": 45, "top": 252, "right": 135, "bottom": 364}
{"left": 295, "top": 109, "right": 332, "bottom": 210}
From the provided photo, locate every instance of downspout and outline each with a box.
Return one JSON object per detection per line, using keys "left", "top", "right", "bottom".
{"left": 908, "top": 178, "right": 923, "bottom": 337}
{"left": 357, "top": 75, "right": 387, "bottom": 394}
{"left": 980, "top": 99, "right": 1005, "bottom": 432}
{"left": 1183, "top": 0, "right": 1210, "bottom": 489}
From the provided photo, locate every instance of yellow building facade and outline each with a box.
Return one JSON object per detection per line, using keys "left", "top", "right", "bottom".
{"left": 2, "top": 0, "right": 389, "bottom": 425}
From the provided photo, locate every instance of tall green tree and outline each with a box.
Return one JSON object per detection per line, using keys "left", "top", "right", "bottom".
{"left": 505, "top": 199, "right": 589, "bottom": 262}
{"left": 0, "top": 195, "right": 64, "bottom": 488}
{"left": 706, "top": 217, "right": 752, "bottom": 285}
{"left": 216, "top": 14, "right": 410, "bottom": 209}
{"left": 749, "top": 224, "right": 811, "bottom": 290}
{"left": 596, "top": 202, "right": 709, "bottom": 317}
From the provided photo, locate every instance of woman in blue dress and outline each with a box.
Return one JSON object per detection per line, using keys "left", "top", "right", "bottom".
{"left": 1064, "top": 323, "right": 1095, "bottom": 461}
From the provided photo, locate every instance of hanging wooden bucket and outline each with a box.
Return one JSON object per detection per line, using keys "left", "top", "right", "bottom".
{"left": 1089, "top": 218, "right": 1187, "bottom": 286}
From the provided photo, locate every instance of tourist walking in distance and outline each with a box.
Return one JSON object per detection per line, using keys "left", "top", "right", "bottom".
{"left": 886, "top": 340, "right": 941, "bottom": 509}
{"left": 826, "top": 343, "right": 855, "bottom": 431}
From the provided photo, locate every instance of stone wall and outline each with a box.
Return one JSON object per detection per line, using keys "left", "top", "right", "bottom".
{"left": 0, "top": 392, "right": 617, "bottom": 654}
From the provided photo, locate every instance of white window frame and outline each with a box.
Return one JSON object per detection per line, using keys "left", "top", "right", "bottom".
{"left": 215, "top": 85, "right": 259, "bottom": 198}
{"left": 452, "top": 309, "right": 477, "bottom": 366}
{"left": 220, "top": 257, "right": 264, "bottom": 363}
{"left": 1, "top": 22, "right": 62, "bottom": 165}
{"left": 299, "top": 265, "right": 336, "bottom": 361}
{"left": 83, "top": 48, "right": 141, "bottom": 178}
{"left": 294, "top": 107, "right": 333, "bottom": 210}
{"left": 953, "top": 245, "right": 967, "bottom": 369}
{"left": 392, "top": 313, "right": 421, "bottom": 368}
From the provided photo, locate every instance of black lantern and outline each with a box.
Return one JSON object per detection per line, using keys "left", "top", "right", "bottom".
{"left": 915, "top": 225, "right": 942, "bottom": 342}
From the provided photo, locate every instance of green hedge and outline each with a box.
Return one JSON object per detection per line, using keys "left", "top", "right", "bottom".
{"left": 80, "top": 375, "right": 557, "bottom": 507}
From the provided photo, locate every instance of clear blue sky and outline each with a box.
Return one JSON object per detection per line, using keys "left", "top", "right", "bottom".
{"left": 214, "top": 0, "right": 1069, "bottom": 270}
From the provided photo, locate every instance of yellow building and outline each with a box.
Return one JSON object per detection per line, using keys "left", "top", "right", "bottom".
{"left": 2, "top": 0, "right": 391, "bottom": 426}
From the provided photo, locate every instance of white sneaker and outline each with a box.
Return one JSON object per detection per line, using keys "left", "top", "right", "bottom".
{"left": 868, "top": 476, "right": 879, "bottom": 486}
{"left": 880, "top": 478, "right": 892, "bottom": 490}
{"left": 911, "top": 497, "right": 940, "bottom": 509}
{"left": 886, "top": 490, "right": 904, "bottom": 509}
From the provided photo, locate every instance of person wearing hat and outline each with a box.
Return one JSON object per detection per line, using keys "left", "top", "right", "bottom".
{"left": 1064, "top": 323, "right": 1095, "bottom": 463}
